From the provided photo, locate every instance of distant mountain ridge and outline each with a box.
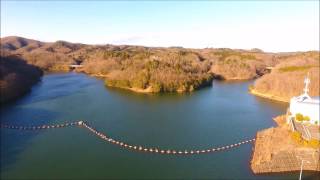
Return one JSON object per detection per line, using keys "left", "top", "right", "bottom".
{"left": 1, "top": 36, "right": 44, "bottom": 51}
{"left": 1, "top": 36, "right": 319, "bottom": 102}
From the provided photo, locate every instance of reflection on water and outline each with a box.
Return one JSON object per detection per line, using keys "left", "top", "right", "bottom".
{"left": 0, "top": 73, "right": 305, "bottom": 179}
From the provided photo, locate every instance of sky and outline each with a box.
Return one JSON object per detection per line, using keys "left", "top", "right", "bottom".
{"left": 1, "top": 1, "right": 319, "bottom": 52}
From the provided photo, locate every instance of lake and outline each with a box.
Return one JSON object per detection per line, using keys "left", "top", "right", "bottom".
{"left": 0, "top": 72, "right": 305, "bottom": 179}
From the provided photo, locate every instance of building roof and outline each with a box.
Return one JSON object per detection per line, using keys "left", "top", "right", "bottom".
{"left": 291, "top": 95, "right": 320, "bottom": 105}
{"left": 290, "top": 75, "right": 319, "bottom": 105}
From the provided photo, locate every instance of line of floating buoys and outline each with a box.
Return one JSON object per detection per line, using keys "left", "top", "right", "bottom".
{"left": 1, "top": 121, "right": 255, "bottom": 155}
{"left": 0, "top": 121, "right": 81, "bottom": 131}
{"left": 81, "top": 122, "right": 255, "bottom": 155}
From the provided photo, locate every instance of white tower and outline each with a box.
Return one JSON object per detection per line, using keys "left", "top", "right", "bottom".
{"left": 303, "top": 73, "right": 310, "bottom": 96}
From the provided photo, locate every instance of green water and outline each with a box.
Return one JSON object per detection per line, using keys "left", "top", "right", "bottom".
{"left": 0, "top": 73, "right": 314, "bottom": 179}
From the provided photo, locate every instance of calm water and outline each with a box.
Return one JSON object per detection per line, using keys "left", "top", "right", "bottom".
{"left": 0, "top": 72, "right": 310, "bottom": 179}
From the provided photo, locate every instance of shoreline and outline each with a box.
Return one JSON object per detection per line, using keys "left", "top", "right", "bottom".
{"left": 90, "top": 73, "right": 156, "bottom": 93}
{"left": 106, "top": 84, "right": 155, "bottom": 93}
{"left": 90, "top": 73, "right": 211, "bottom": 94}
{"left": 93, "top": 73, "right": 257, "bottom": 94}
{"left": 249, "top": 88, "right": 289, "bottom": 103}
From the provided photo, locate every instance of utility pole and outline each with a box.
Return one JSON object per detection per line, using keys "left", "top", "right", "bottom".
{"left": 298, "top": 158, "right": 310, "bottom": 180}
{"left": 299, "top": 160, "right": 304, "bottom": 180}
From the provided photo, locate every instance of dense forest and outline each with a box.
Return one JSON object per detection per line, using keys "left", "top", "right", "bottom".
{"left": 82, "top": 47, "right": 213, "bottom": 92}
{"left": 0, "top": 55, "right": 43, "bottom": 104}
{"left": 1, "top": 36, "right": 319, "bottom": 101}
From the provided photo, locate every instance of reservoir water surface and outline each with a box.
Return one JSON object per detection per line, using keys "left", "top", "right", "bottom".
{"left": 1, "top": 73, "right": 304, "bottom": 179}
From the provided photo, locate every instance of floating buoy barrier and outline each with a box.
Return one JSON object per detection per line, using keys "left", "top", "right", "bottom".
{"left": 0, "top": 121, "right": 80, "bottom": 130}
{"left": 1, "top": 121, "right": 255, "bottom": 156}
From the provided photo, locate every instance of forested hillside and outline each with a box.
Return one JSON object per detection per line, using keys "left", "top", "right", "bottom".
{"left": 0, "top": 55, "right": 43, "bottom": 104}
{"left": 251, "top": 51, "right": 319, "bottom": 102}
{"left": 1, "top": 36, "right": 319, "bottom": 97}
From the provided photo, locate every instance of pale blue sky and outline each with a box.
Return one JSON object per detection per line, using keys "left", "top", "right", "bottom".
{"left": 1, "top": 1, "right": 319, "bottom": 52}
